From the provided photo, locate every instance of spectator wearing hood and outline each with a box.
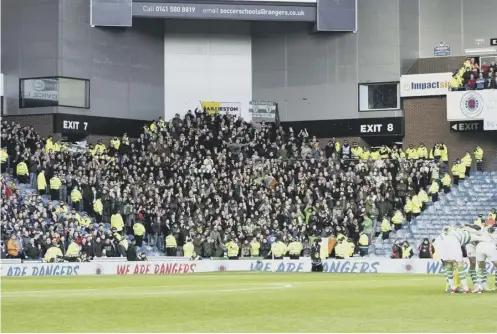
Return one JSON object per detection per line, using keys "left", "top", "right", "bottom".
{"left": 418, "top": 238, "right": 432, "bottom": 259}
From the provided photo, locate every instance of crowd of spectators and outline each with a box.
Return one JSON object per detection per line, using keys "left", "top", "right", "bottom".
{"left": 0, "top": 112, "right": 487, "bottom": 261}
{"left": 451, "top": 57, "right": 497, "bottom": 90}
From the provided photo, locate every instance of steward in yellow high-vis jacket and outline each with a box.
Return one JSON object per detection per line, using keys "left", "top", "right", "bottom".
{"left": 79, "top": 213, "right": 92, "bottom": 228}
{"left": 44, "top": 245, "right": 63, "bottom": 262}
{"left": 378, "top": 145, "right": 391, "bottom": 159}
{"left": 473, "top": 214, "right": 484, "bottom": 227}
{"left": 360, "top": 150, "right": 370, "bottom": 161}
{"left": 226, "top": 239, "right": 240, "bottom": 259}
{"left": 391, "top": 148, "right": 405, "bottom": 160}
{"left": 404, "top": 198, "right": 413, "bottom": 222}
{"left": 250, "top": 239, "right": 260, "bottom": 257}
{"left": 418, "top": 189, "right": 429, "bottom": 210}
{"left": 456, "top": 160, "right": 466, "bottom": 182}
{"left": 335, "top": 240, "right": 347, "bottom": 259}
{"left": 133, "top": 222, "right": 146, "bottom": 247}
{"left": 183, "top": 239, "right": 194, "bottom": 258}
{"left": 406, "top": 145, "right": 419, "bottom": 160}
{"left": 441, "top": 173, "right": 452, "bottom": 194}
{"left": 474, "top": 146, "right": 483, "bottom": 172}
{"left": 93, "top": 198, "right": 103, "bottom": 222}
{"left": 65, "top": 241, "right": 80, "bottom": 261}
{"left": 70, "top": 187, "right": 82, "bottom": 210}
{"left": 45, "top": 137, "right": 54, "bottom": 153}
{"left": 411, "top": 194, "right": 422, "bottom": 216}
{"left": 381, "top": 216, "right": 392, "bottom": 241}
{"left": 370, "top": 150, "right": 380, "bottom": 160}
{"left": 417, "top": 143, "right": 428, "bottom": 159}
{"left": 110, "top": 212, "right": 124, "bottom": 233}
{"left": 37, "top": 170, "right": 47, "bottom": 194}
{"left": 429, "top": 144, "right": 442, "bottom": 160}
{"left": 93, "top": 141, "right": 106, "bottom": 155}
{"left": 401, "top": 241, "right": 413, "bottom": 259}
{"left": 0, "top": 148, "right": 8, "bottom": 173}
{"left": 461, "top": 151, "right": 472, "bottom": 177}
{"left": 440, "top": 144, "right": 449, "bottom": 164}
{"left": 110, "top": 137, "right": 120, "bottom": 151}
{"left": 165, "top": 234, "right": 178, "bottom": 257}
{"left": 428, "top": 180, "right": 440, "bottom": 202}
{"left": 351, "top": 144, "right": 363, "bottom": 159}
{"left": 16, "top": 160, "right": 29, "bottom": 184}
{"left": 269, "top": 239, "right": 286, "bottom": 259}
{"left": 358, "top": 233, "right": 369, "bottom": 257}
{"left": 49, "top": 175, "right": 61, "bottom": 201}
{"left": 345, "top": 238, "right": 355, "bottom": 258}
{"left": 391, "top": 210, "right": 405, "bottom": 231}
{"left": 287, "top": 238, "right": 303, "bottom": 259}
{"left": 451, "top": 160, "right": 461, "bottom": 185}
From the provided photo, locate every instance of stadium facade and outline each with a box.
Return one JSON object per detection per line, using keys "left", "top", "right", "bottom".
{"left": 1, "top": 0, "right": 496, "bottom": 156}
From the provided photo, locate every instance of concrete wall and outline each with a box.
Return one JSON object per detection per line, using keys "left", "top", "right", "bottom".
{"left": 399, "top": 0, "right": 420, "bottom": 75}
{"left": 1, "top": 0, "right": 60, "bottom": 115}
{"left": 419, "top": 0, "right": 497, "bottom": 58}
{"left": 252, "top": 0, "right": 408, "bottom": 122}
{"left": 1, "top": 0, "right": 165, "bottom": 121}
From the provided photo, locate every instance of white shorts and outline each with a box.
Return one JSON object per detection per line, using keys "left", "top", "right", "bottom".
{"left": 466, "top": 243, "right": 476, "bottom": 258}
{"left": 435, "top": 235, "right": 463, "bottom": 262}
{"left": 476, "top": 242, "right": 497, "bottom": 262}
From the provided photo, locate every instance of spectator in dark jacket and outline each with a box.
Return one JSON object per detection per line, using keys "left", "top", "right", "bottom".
{"left": 24, "top": 239, "right": 40, "bottom": 259}
{"left": 202, "top": 237, "right": 214, "bottom": 257}
{"left": 102, "top": 238, "right": 117, "bottom": 257}
{"left": 93, "top": 237, "right": 103, "bottom": 257}
{"left": 260, "top": 239, "right": 270, "bottom": 258}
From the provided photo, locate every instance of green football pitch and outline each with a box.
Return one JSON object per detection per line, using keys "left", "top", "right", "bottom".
{"left": 1, "top": 273, "right": 496, "bottom": 333}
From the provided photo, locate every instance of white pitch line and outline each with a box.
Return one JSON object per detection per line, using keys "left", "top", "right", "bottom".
{"left": 1, "top": 282, "right": 288, "bottom": 294}
{"left": 0, "top": 273, "right": 277, "bottom": 284}
{"left": 291, "top": 278, "right": 429, "bottom": 285}
{"left": 1, "top": 278, "right": 429, "bottom": 298}
{"left": 1, "top": 283, "right": 293, "bottom": 298}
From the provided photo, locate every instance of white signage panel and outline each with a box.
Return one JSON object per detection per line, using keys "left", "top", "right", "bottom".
{"left": 447, "top": 90, "right": 497, "bottom": 131}
{"left": 400, "top": 73, "right": 453, "bottom": 97}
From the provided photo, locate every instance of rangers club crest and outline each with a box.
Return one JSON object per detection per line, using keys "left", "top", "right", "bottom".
{"left": 460, "top": 92, "right": 484, "bottom": 118}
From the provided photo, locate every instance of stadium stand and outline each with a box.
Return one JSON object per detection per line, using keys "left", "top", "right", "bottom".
{"left": 450, "top": 57, "right": 497, "bottom": 90}
{"left": 1, "top": 114, "right": 495, "bottom": 262}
